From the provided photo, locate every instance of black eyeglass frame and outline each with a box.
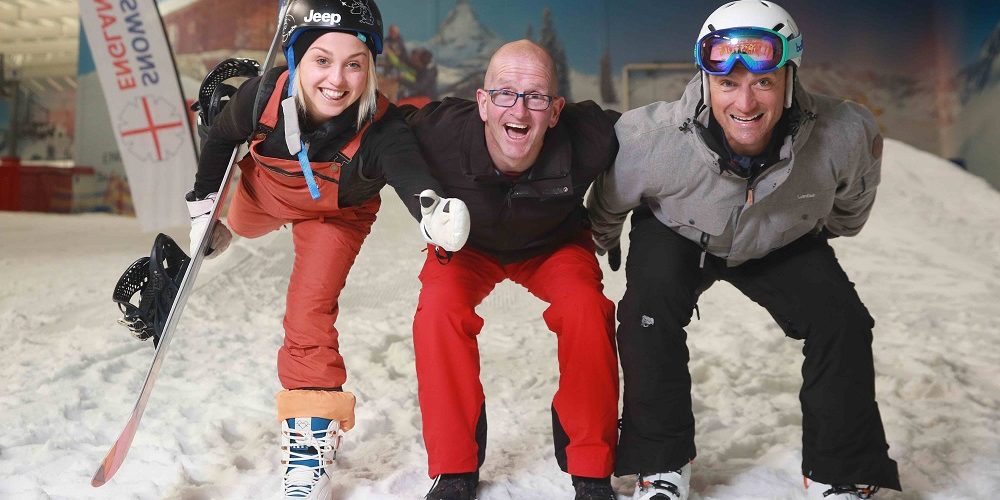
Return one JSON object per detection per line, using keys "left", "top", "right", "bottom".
{"left": 485, "top": 89, "right": 555, "bottom": 111}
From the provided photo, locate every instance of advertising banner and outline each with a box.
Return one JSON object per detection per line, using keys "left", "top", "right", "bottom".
{"left": 79, "top": 0, "right": 195, "bottom": 231}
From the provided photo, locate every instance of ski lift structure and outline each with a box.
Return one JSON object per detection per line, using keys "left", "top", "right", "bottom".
{"left": 622, "top": 62, "right": 697, "bottom": 111}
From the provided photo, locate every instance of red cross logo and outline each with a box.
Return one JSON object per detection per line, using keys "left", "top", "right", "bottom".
{"left": 118, "top": 95, "right": 186, "bottom": 163}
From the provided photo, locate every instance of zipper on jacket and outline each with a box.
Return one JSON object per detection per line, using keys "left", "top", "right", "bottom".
{"left": 739, "top": 109, "right": 815, "bottom": 209}
{"left": 502, "top": 182, "right": 516, "bottom": 222}
{"left": 699, "top": 232, "right": 710, "bottom": 269}
{"left": 258, "top": 159, "right": 340, "bottom": 183}
{"left": 743, "top": 159, "right": 770, "bottom": 208}
{"left": 744, "top": 158, "right": 786, "bottom": 208}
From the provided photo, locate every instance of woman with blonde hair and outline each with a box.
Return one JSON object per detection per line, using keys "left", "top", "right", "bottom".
{"left": 185, "top": 1, "right": 468, "bottom": 497}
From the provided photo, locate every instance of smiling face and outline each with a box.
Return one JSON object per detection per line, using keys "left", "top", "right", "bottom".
{"left": 476, "top": 40, "right": 565, "bottom": 174}
{"left": 708, "top": 64, "right": 786, "bottom": 156}
{"left": 297, "top": 31, "right": 371, "bottom": 123}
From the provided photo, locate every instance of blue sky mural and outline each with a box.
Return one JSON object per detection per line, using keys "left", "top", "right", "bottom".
{"left": 374, "top": 0, "right": 1000, "bottom": 76}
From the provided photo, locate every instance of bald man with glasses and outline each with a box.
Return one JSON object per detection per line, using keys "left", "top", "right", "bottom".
{"left": 401, "top": 40, "right": 622, "bottom": 500}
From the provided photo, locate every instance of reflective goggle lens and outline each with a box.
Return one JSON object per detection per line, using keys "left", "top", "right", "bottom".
{"left": 696, "top": 28, "right": 797, "bottom": 75}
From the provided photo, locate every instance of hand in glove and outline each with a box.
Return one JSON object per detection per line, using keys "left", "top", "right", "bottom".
{"left": 186, "top": 191, "right": 232, "bottom": 259}
{"left": 419, "top": 189, "right": 470, "bottom": 252}
{"left": 810, "top": 223, "right": 839, "bottom": 240}
{"left": 595, "top": 244, "right": 621, "bottom": 272}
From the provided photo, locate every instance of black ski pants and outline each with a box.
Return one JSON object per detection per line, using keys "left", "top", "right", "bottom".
{"left": 615, "top": 208, "right": 900, "bottom": 490}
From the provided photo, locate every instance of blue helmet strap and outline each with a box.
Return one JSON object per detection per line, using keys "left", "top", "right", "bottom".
{"left": 296, "top": 147, "right": 321, "bottom": 200}
{"left": 282, "top": 45, "right": 321, "bottom": 200}
{"left": 278, "top": 29, "right": 372, "bottom": 202}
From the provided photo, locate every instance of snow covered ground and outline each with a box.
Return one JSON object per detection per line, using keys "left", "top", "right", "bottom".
{"left": 1, "top": 138, "right": 999, "bottom": 499}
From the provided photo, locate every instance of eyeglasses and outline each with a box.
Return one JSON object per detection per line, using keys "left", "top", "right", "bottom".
{"left": 486, "top": 89, "right": 554, "bottom": 111}
{"left": 695, "top": 27, "right": 803, "bottom": 75}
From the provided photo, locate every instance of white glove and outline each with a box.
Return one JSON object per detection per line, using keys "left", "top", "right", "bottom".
{"left": 419, "top": 189, "right": 470, "bottom": 252}
{"left": 186, "top": 191, "right": 232, "bottom": 259}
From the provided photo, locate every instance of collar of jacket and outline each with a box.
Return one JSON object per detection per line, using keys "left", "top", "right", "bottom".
{"left": 460, "top": 106, "right": 574, "bottom": 191}
{"left": 299, "top": 99, "right": 361, "bottom": 146}
{"left": 704, "top": 108, "right": 792, "bottom": 177}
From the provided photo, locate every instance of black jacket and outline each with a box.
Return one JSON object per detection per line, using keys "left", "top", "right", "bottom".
{"left": 194, "top": 66, "right": 440, "bottom": 220}
{"left": 403, "top": 98, "right": 619, "bottom": 263}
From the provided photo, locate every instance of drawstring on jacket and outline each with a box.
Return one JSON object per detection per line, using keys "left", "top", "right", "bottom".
{"left": 699, "top": 232, "right": 710, "bottom": 269}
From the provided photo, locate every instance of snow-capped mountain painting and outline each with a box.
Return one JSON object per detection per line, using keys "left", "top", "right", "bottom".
{"left": 422, "top": 0, "right": 503, "bottom": 73}
{"left": 799, "top": 65, "right": 961, "bottom": 164}
{"left": 955, "top": 20, "right": 1000, "bottom": 189}
{"left": 411, "top": 0, "right": 503, "bottom": 98}
{"left": 413, "top": 0, "right": 985, "bottom": 184}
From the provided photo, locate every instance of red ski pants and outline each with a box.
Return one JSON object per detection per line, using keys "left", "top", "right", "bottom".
{"left": 413, "top": 233, "right": 619, "bottom": 478}
{"left": 227, "top": 167, "right": 378, "bottom": 391}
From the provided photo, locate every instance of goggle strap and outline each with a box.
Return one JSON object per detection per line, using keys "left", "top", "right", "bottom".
{"left": 785, "top": 34, "right": 804, "bottom": 61}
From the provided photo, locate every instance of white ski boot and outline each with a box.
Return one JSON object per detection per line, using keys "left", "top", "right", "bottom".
{"left": 805, "top": 477, "right": 879, "bottom": 499}
{"left": 281, "top": 417, "right": 342, "bottom": 499}
{"left": 633, "top": 463, "right": 691, "bottom": 500}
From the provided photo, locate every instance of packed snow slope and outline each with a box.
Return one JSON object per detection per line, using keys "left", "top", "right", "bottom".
{"left": 1, "top": 139, "right": 998, "bottom": 499}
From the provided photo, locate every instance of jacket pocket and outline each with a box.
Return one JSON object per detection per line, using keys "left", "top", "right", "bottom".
{"left": 657, "top": 196, "right": 731, "bottom": 236}
{"left": 767, "top": 187, "right": 835, "bottom": 247}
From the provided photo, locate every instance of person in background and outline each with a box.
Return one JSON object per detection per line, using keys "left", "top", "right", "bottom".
{"left": 185, "top": 1, "right": 469, "bottom": 498}
{"left": 403, "top": 47, "right": 439, "bottom": 101}
{"left": 587, "top": 1, "right": 900, "bottom": 499}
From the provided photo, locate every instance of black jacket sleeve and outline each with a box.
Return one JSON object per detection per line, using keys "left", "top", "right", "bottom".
{"left": 192, "top": 76, "right": 263, "bottom": 198}
{"left": 357, "top": 105, "right": 443, "bottom": 221}
{"left": 559, "top": 100, "right": 620, "bottom": 179}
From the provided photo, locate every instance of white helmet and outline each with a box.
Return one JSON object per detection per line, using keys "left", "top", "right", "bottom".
{"left": 696, "top": 0, "right": 802, "bottom": 108}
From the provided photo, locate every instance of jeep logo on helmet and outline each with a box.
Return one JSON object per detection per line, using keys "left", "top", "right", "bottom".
{"left": 303, "top": 9, "right": 342, "bottom": 24}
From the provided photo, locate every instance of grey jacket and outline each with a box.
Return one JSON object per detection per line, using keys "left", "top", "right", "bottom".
{"left": 587, "top": 74, "right": 882, "bottom": 266}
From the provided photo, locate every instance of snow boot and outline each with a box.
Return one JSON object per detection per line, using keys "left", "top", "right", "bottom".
{"left": 281, "top": 417, "right": 342, "bottom": 499}
{"left": 425, "top": 471, "right": 479, "bottom": 500}
{"left": 573, "top": 475, "right": 616, "bottom": 499}
{"left": 805, "top": 478, "right": 880, "bottom": 499}
{"left": 633, "top": 463, "right": 691, "bottom": 500}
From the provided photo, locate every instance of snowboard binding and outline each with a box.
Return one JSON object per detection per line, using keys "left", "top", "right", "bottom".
{"left": 190, "top": 57, "right": 261, "bottom": 141}
{"left": 112, "top": 233, "right": 191, "bottom": 347}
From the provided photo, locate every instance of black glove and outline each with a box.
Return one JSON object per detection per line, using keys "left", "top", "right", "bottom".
{"left": 596, "top": 244, "right": 621, "bottom": 272}
{"left": 813, "top": 226, "right": 839, "bottom": 240}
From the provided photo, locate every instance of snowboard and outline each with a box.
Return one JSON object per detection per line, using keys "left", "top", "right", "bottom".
{"left": 91, "top": 148, "right": 239, "bottom": 487}
{"left": 91, "top": 1, "right": 289, "bottom": 487}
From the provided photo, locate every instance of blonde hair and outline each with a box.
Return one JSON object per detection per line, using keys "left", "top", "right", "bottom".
{"left": 294, "top": 50, "right": 378, "bottom": 130}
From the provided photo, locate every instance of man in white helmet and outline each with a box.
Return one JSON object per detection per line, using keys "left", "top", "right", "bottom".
{"left": 587, "top": 1, "right": 901, "bottom": 499}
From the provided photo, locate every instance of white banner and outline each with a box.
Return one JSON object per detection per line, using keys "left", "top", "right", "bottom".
{"left": 79, "top": 0, "right": 196, "bottom": 232}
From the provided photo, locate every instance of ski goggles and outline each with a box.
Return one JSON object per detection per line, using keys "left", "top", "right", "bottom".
{"left": 695, "top": 27, "right": 803, "bottom": 75}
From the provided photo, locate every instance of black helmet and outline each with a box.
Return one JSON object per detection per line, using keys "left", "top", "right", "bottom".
{"left": 280, "top": 0, "right": 384, "bottom": 56}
